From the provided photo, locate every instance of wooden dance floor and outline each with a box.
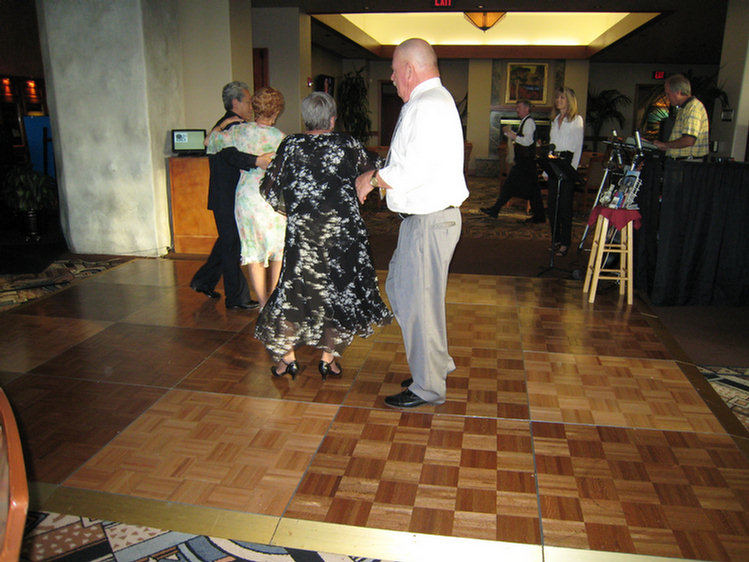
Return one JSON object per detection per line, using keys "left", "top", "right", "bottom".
{"left": 2, "top": 257, "right": 748, "bottom": 562}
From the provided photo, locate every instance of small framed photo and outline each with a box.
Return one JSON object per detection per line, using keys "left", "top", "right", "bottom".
{"left": 506, "top": 63, "right": 548, "bottom": 104}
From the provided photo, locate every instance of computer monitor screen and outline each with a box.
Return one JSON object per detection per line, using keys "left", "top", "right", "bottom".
{"left": 171, "top": 129, "right": 206, "bottom": 154}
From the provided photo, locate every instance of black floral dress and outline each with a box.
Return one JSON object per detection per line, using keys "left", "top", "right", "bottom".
{"left": 255, "top": 132, "right": 392, "bottom": 361}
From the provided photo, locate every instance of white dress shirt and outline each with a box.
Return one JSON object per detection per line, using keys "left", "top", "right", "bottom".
{"left": 549, "top": 113, "right": 584, "bottom": 169}
{"left": 515, "top": 115, "right": 536, "bottom": 147}
{"left": 380, "top": 77, "right": 469, "bottom": 215}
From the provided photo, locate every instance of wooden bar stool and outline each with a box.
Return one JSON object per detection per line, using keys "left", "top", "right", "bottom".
{"left": 583, "top": 207, "right": 641, "bottom": 305}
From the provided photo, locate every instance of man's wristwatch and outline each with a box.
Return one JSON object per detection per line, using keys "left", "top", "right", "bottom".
{"left": 370, "top": 172, "right": 379, "bottom": 188}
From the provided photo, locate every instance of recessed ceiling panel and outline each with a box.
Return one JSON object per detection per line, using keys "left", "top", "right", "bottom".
{"left": 341, "top": 12, "right": 640, "bottom": 46}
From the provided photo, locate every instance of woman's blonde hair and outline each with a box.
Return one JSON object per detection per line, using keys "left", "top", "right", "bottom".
{"left": 252, "top": 87, "right": 285, "bottom": 119}
{"left": 552, "top": 87, "right": 579, "bottom": 121}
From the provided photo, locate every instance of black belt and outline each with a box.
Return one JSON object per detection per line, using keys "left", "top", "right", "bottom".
{"left": 398, "top": 206, "right": 456, "bottom": 220}
{"left": 668, "top": 155, "right": 708, "bottom": 162}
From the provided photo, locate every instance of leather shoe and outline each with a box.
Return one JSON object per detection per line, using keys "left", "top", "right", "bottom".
{"left": 385, "top": 389, "right": 429, "bottom": 409}
{"left": 479, "top": 207, "right": 498, "bottom": 219}
{"left": 190, "top": 282, "right": 220, "bottom": 299}
{"left": 226, "top": 300, "right": 259, "bottom": 310}
{"left": 400, "top": 377, "right": 413, "bottom": 388}
{"left": 523, "top": 216, "right": 545, "bottom": 224}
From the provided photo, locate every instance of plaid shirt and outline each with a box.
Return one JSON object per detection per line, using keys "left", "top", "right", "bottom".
{"left": 667, "top": 97, "right": 709, "bottom": 158}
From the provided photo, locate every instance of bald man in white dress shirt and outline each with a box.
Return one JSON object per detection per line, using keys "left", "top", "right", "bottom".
{"left": 356, "top": 38, "right": 468, "bottom": 408}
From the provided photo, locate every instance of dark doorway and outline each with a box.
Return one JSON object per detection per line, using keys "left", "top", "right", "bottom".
{"left": 379, "top": 82, "right": 401, "bottom": 146}
{"left": 253, "top": 49, "right": 269, "bottom": 91}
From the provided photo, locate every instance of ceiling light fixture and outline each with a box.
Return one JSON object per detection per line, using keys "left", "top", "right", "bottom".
{"left": 463, "top": 12, "right": 506, "bottom": 32}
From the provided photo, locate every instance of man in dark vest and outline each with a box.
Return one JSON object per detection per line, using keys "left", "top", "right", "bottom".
{"left": 190, "top": 81, "right": 271, "bottom": 309}
{"left": 480, "top": 98, "right": 545, "bottom": 224}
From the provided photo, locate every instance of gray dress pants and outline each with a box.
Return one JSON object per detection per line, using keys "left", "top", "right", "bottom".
{"left": 385, "top": 207, "right": 461, "bottom": 404}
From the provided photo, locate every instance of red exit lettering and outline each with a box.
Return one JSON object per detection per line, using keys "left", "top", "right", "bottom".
{"left": 434, "top": 0, "right": 452, "bottom": 6}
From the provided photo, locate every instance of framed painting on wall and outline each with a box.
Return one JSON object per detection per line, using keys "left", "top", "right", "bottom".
{"left": 506, "top": 63, "right": 548, "bottom": 104}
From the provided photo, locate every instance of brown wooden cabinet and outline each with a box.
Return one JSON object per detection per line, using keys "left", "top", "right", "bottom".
{"left": 168, "top": 156, "right": 216, "bottom": 254}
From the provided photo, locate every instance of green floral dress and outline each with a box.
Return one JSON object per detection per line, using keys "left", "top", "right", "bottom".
{"left": 208, "top": 122, "right": 286, "bottom": 266}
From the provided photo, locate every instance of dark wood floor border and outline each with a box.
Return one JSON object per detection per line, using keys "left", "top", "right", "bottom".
{"left": 634, "top": 291, "right": 749, "bottom": 459}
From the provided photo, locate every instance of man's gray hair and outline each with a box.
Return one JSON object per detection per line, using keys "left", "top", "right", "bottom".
{"left": 222, "top": 81, "right": 250, "bottom": 111}
{"left": 302, "top": 92, "right": 337, "bottom": 131}
{"left": 665, "top": 74, "right": 692, "bottom": 96}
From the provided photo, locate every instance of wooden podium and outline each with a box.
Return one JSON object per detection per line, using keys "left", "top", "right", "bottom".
{"left": 168, "top": 157, "right": 216, "bottom": 254}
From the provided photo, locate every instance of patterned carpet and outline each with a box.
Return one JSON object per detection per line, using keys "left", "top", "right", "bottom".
{"left": 22, "top": 511, "right": 393, "bottom": 562}
{"left": 699, "top": 365, "right": 749, "bottom": 429}
{"left": 0, "top": 256, "right": 130, "bottom": 309}
{"left": 360, "top": 176, "right": 588, "bottom": 241}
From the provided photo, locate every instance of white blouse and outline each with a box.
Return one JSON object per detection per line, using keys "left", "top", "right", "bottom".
{"left": 549, "top": 113, "right": 584, "bottom": 169}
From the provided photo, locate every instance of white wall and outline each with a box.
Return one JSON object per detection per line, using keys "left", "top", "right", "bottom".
{"left": 312, "top": 46, "right": 342, "bottom": 84}
{"left": 178, "top": 0, "right": 232, "bottom": 131}
{"left": 252, "top": 7, "right": 311, "bottom": 135}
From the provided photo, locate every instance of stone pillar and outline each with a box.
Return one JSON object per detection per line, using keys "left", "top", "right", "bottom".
{"left": 466, "top": 58, "right": 492, "bottom": 173}
{"left": 715, "top": 0, "right": 749, "bottom": 160}
{"left": 36, "top": 0, "right": 181, "bottom": 255}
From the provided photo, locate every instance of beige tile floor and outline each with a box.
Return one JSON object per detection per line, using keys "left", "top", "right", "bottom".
{"left": 2, "top": 257, "right": 748, "bottom": 562}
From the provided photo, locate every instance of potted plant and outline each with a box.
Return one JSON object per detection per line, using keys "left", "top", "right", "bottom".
{"left": 2, "top": 163, "right": 58, "bottom": 240}
{"left": 586, "top": 88, "right": 631, "bottom": 150}
{"left": 337, "top": 66, "right": 372, "bottom": 144}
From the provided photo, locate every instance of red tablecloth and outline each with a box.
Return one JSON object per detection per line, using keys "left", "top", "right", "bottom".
{"left": 587, "top": 206, "right": 642, "bottom": 231}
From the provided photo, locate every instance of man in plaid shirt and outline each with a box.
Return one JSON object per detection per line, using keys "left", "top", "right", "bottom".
{"left": 654, "top": 74, "right": 709, "bottom": 160}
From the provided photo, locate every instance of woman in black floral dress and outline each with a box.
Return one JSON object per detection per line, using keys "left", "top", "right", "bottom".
{"left": 256, "top": 92, "right": 392, "bottom": 380}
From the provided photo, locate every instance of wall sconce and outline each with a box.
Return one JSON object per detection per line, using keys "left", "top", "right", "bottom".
{"left": 1, "top": 78, "right": 14, "bottom": 102}
{"left": 464, "top": 12, "right": 506, "bottom": 31}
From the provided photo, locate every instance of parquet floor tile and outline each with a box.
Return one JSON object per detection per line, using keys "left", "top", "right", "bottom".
{"left": 533, "top": 421, "right": 749, "bottom": 560}
{"left": 122, "top": 286, "right": 255, "bottom": 331}
{"left": 64, "top": 390, "right": 338, "bottom": 515}
{"left": 286, "top": 408, "right": 541, "bottom": 544}
{"left": 512, "top": 276, "right": 624, "bottom": 311}
{"left": 519, "top": 306, "right": 671, "bottom": 359}
{"left": 0, "top": 313, "right": 109, "bottom": 373}
{"left": 2, "top": 374, "right": 165, "bottom": 483}
{"left": 344, "top": 341, "right": 529, "bottom": 418}
{"left": 86, "top": 257, "right": 197, "bottom": 288}
{"left": 12, "top": 282, "right": 171, "bottom": 322}
{"left": 525, "top": 352, "right": 727, "bottom": 431}
{"left": 445, "top": 303, "right": 523, "bottom": 350}
{"left": 30, "top": 322, "right": 234, "bottom": 387}
{"left": 179, "top": 330, "right": 376, "bottom": 403}
{"left": 445, "top": 274, "right": 518, "bottom": 306}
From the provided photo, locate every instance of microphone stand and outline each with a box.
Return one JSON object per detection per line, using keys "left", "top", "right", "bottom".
{"left": 537, "top": 153, "right": 584, "bottom": 278}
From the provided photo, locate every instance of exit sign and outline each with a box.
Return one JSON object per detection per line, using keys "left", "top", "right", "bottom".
{"left": 434, "top": 0, "right": 452, "bottom": 6}
{"left": 653, "top": 70, "right": 666, "bottom": 79}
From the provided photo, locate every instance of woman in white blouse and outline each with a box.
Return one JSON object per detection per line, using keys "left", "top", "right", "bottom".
{"left": 548, "top": 87, "right": 584, "bottom": 256}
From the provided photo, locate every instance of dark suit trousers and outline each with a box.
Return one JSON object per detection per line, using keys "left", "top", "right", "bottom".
{"left": 488, "top": 158, "right": 545, "bottom": 220}
{"left": 191, "top": 203, "right": 250, "bottom": 307}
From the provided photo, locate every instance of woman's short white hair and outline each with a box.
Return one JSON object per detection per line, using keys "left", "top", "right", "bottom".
{"left": 302, "top": 92, "right": 337, "bottom": 131}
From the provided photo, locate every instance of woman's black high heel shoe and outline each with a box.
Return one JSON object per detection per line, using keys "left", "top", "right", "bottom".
{"left": 318, "top": 360, "right": 342, "bottom": 381}
{"left": 271, "top": 359, "right": 299, "bottom": 380}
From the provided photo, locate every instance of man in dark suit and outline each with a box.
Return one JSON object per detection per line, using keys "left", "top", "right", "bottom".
{"left": 190, "top": 81, "right": 271, "bottom": 309}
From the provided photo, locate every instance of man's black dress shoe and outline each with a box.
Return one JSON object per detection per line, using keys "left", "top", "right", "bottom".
{"left": 523, "top": 216, "right": 546, "bottom": 224}
{"left": 226, "top": 300, "right": 260, "bottom": 310}
{"left": 190, "top": 282, "right": 220, "bottom": 299}
{"left": 385, "top": 389, "right": 428, "bottom": 409}
{"left": 400, "top": 377, "right": 413, "bottom": 388}
{"left": 479, "top": 207, "right": 498, "bottom": 218}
